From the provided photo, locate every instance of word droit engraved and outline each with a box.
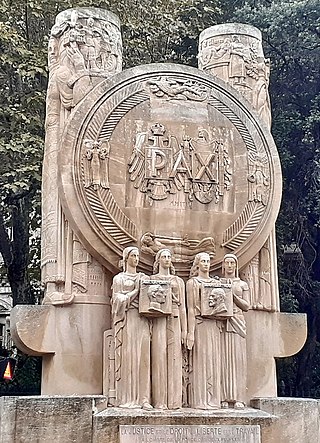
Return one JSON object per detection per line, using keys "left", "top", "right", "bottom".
{"left": 120, "top": 425, "right": 261, "bottom": 443}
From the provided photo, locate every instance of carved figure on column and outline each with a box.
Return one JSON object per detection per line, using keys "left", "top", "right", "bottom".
{"left": 83, "top": 139, "right": 110, "bottom": 190}
{"left": 220, "top": 253, "right": 250, "bottom": 409}
{"left": 111, "top": 247, "right": 152, "bottom": 409}
{"left": 248, "top": 152, "right": 269, "bottom": 205}
{"left": 186, "top": 252, "right": 222, "bottom": 409}
{"left": 41, "top": 9, "right": 121, "bottom": 306}
{"left": 151, "top": 249, "right": 187, "bottom": 409}
{"left": 229, "top": 35, "right": 247, "bottom": 86}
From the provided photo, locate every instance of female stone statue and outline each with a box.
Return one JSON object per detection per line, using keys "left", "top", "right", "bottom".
{"left": 151, "top": 249, "right": 187, "bottom": 409}
{"left": 186, "top": 252, "right": 222, "bottom": 409}
{"left": 111, "top": 246, "right": 152, "bottom": 409}
{"left": 221, "top": 253, "right": 250, "bottom": 409}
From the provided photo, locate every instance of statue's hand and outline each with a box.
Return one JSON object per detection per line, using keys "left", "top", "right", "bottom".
{"left": 114, "top": 292, "right": 129, "bottom": 303}
{"left": 66, "top": 45, "right": 86, "bottom": 71}
{"left": 181, "top": 330, "right": 187, "bottom": 346}
{"left": 186, "top": 332, "right": 194, "bottom": 350}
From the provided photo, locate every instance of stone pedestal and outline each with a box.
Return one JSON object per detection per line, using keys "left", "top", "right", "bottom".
{"left": 92, "top": 407, "right": 275, "bottom": 442}
{"left": 251, "top": 398, "right": 320, "bottom": 443}
{"left": 0, "top": 396, "right": 319, "bottom": 443}
{"left": 245, "top": 311, "right": 307, "bottom": 402}
{"left": 0, "top": 396, "right": 106, "bottom": 443}
{"left": 10, "top": 304, "right": 109, "bottom": 395}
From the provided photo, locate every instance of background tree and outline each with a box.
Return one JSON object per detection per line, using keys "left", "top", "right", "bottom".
{"left": 229, "top": 0, "right": 320, "bottom": 397}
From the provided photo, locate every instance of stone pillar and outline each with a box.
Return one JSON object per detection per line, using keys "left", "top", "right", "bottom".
{"left": 199, "top": 23, "right": 278, "bottom": 313}
{"left": 199, "top": 23, "right": 271, "bottom": 128}
{"left": 198, "top": 23, "right": 306, "bottom": 401}
{"left": 11, "top": 7, "right": 122, "bottom": 395}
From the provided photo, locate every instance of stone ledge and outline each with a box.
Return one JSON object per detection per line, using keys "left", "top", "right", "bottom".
{"left": 251, "top": 397, "right": 320, "bottom": 443}
{"left": 93, "top": 407, "right": 277, "bottom": 442}
{"left": 1, "top": 396, "right": 318, "bottom": 443}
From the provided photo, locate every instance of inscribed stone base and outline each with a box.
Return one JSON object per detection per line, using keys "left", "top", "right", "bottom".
{"left": 92, "top": 408, "right": 275, "bottom": 443}
{"left": 0, "top": 395, "right": 106, "bottom": 443}
{"left": 0, "top": 397, "right": 319, "bottom": 443}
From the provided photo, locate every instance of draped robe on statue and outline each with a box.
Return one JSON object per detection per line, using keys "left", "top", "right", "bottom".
{"left": 221, "top": 278, "right": 250, "bottom": 404}
{"left": 187, "top": 277, "right": 222, "bottom": 409}
{"left": 151, "top": 274, "right": 186, "bottom": 409}
{"left": 112, "top": 272, "right": 151, "bottom": 407}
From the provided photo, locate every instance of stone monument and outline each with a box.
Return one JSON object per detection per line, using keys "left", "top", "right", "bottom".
{"left": 7, "top": 9, "right": 313, "bottom": 443}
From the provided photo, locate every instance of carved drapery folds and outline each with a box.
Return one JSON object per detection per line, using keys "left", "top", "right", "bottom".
{"left": 41, "top": 8, "right": 122, "bottom": 305}
{"left": 199, "top": 23, "right": 272, "bottom": 128}
{"left": 107, "top": 249, "right": 253, "bottom": 410}
{"left": 83, "top": 139, "right": 110, "bottom": 190}
{"left": 199, "top": 23, "right": 279, "bottom": 312}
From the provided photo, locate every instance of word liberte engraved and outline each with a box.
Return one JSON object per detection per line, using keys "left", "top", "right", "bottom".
{"left": 128, "top": 122, "right": 232, "bottom": 205}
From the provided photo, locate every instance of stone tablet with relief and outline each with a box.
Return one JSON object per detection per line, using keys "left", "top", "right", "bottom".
{"left": 200, "top": 280, "right": 233, "bottom": 318}
{"left": 59, "top": 63, "right": 281, "bottom": 276}
{"left": 139, "top": 279, "right": 172, "bottom": 317}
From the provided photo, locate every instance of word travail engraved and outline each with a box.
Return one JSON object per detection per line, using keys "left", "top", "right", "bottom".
{"left": 128, "top": 123, "right": 232, "bottom": 205}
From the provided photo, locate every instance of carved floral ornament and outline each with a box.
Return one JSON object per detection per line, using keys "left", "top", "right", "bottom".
{"left": 58, "top": 64, "right": 281, "bottom": 275}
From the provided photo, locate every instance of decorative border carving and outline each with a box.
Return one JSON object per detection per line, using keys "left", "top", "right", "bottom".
{"left": 222, "top": 201, "right": 265, "bottom": 249}
{"left": 58, "top": 65, "right": 281, "bottom": 273}
{"left": 79, "top": 89, "right": 150, "bottom": 244}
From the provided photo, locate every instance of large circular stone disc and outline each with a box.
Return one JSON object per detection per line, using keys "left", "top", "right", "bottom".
{"left": 59, "top": 63, "right": 282, "bottom": 276}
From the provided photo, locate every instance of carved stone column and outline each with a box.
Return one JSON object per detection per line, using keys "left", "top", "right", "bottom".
{"left": 199, "top": 23, "right": 278, "bottom": 312}
{"left": 11, "top": 8, "right": 122, "bottom": 395}
{"left": 198, "top": 23, "right": 306, "bottom": 401}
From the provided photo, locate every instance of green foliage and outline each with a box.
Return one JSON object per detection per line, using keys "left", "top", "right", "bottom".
{"left": 231, "top": 0, "right": 320, "bottom": 397}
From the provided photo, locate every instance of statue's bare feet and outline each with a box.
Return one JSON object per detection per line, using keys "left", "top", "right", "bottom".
{"left": 221, "top": 401, "right": 229, "bottom": 409}
{"left": 234, "top": 401, "right": 245, "bottom": 409}
{"left": 142, "top": 402, "right": 153, "bottom": 411}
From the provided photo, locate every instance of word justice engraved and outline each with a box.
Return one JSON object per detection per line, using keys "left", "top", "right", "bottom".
{"left": 120, "top": 425, "right": 261, "bottom": 443}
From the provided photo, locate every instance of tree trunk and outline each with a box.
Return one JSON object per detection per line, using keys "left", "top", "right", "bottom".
{"left": 0, "top": 194, "right": 35, "bottom": 306}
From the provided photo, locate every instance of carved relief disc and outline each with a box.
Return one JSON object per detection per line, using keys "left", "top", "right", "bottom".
{"left": 59, "top": 64, "right": 281, "bottom": 275}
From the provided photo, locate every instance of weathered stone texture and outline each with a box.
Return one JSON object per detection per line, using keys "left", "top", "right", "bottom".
{"left": 251, "top": 398, "right": 320, "bottom": 443}
{"left": 0, "top": 396, "right": 102, "bottom": 443}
